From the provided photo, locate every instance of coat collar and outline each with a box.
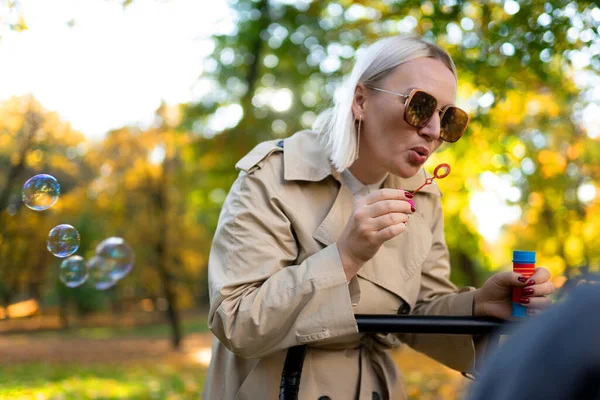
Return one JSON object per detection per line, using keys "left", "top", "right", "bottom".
{"left": 283, "top": 129, "right": 441, "bottom": 196}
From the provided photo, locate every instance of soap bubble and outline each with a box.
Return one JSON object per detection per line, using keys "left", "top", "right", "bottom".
{"left": 87, "top": 255, "right": 117, "bottom": 290}
{"left": 59, "top": 255, "right": 88, "bottom": 288}
{"left": 95, "top": 237, "right": 134, "bottom": 280}
{"left": 22, "top": 174, "right": 60, "bottom": 211}
{"left": 47, "top": 224, "right": 80, "bottom": 257}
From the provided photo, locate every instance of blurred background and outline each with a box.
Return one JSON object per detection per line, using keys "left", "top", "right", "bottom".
{"left": 0, "top": 0, "right": 599, "bottom": 398}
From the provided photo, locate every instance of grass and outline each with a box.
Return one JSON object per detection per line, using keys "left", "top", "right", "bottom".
{"left": 0, "top": 362, "right": 206, "bottom": 400}
{"left": 0, "top": 314, "right": 212, "bottom": 399}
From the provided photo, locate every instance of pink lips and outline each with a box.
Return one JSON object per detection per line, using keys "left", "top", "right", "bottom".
{"left": 411, "top": 146, "right": 430, "bottom": 157}
{"left": 408, "top": 146, "right": 430, "bottom": 165}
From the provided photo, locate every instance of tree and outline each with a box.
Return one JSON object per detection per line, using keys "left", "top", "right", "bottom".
{"left": 0, "top": 96, "right": 90, "bottom": 317}
{"left": 181, "top": 0, "right": 600, "bottom": 287}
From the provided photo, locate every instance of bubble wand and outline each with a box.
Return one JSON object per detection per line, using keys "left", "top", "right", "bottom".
{"left": 411, "top": 163, "right": 451, "bottom": 194}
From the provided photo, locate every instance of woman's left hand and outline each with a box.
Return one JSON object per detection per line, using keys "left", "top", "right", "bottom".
{"left": 473, "top": 268, "right": 555, "bottom": 319}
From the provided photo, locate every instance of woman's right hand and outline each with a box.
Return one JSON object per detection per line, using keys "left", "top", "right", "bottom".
{"left": 336, "top": 188, "right": 415, "bottom": 281}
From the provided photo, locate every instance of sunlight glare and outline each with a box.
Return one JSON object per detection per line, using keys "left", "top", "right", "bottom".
{"left": 149, "top": 144, "right": 167, "bottom": 166}
{"left": 577, "top": 182, "right": 597, "bottom": 203}
{"left": 469, "top": 172, "right": 522, "bottom": 242}
{"left": 271, "top": 89, "right": 293, "bottom": 112}
{"left": 0, "top": 0, "right": 232, "bottom": 141}
{"left": 193, "top": 347, "right": 213, "bottom": 366}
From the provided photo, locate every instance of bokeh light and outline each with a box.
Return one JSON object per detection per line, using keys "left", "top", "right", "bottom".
{"left": 59, "top": 255, "right": 88, "bottom": 288}
{"left": 577, "top": 182, "right": 597, "bottom": 203}
{"left": 95, "top": 237, "right": 135, "bottom": 281}
{"left": 22, "top": 174, "right": 60, "bottom": 211}
{"left": 47, "top": 224, "right": 80, "bottom": 258}
{"left": 504, "top": 0, "right": 520, "bottom": 15}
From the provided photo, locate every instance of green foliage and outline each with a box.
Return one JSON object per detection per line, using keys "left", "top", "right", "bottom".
{"left": 180, "top": 0, "right": 600, "bottom": 286}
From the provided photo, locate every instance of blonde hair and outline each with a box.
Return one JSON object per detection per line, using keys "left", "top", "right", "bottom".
{"left": 313, "top": 35, "right": 457, "bottom": 172}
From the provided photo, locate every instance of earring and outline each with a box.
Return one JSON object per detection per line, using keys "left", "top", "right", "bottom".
{"left": 354, "top": 115, "right": 362, "bottom": 161}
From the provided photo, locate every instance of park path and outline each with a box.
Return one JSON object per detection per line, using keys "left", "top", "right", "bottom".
{"left": 0, "top": 332, "right": 215, "bottom": 365}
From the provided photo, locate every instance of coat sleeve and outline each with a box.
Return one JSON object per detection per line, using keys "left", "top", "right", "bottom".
{"left": 207, "top": 165, "right": 359, "bottom": 359}
{"left": 399, "top": 194, "right": 479, "bottom": 372}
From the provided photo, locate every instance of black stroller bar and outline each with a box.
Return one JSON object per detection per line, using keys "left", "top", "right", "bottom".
{"left": 356, "top": 314, "right": 506, "bottom": 335}
{"left": 280, "top": 314, "right": 508, "bottom": 400}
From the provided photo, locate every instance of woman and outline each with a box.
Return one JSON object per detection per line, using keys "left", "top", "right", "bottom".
{"left": 203, "top": 35, "right": 555, "bottom": 399}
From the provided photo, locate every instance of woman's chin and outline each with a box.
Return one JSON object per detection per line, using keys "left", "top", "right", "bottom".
{"left": 393, "top": 163, "right": 421, "bottom": 179}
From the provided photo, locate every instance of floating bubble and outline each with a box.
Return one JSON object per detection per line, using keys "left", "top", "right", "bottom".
{"left": 95, "top": 237, "right": 134, "bottom": 280}
{"left": 22, "top": 174, "right": 60, "bottom": 211}
{"left": 47, "top": 224, "right": 80, "bottom": 257}
{"left": 87, "top": 255, "right": 117, "bottom": 290}
{"left": 59, "top": 255, "right": 88, "bottom": 288}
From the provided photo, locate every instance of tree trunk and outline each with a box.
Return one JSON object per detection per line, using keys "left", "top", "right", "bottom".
{"left": 456, "top": 251, "right": 480, "bottom": 287}
{"left": 28, "top": 248, "right": 50, "bottom": 316}
{"left": 230, "top": 0, "right": 271, "bottom": 147}
{"left": 241, "top": 0, "right": 270, "bottom": 110}
{"left": 153, "top": 151, "right": 182, "bottom": 350}
{"left": 58, "top": 290, "right": 69, "bottom": 330}
{"left": 2, "top": 292, "right": 11, "bottom": 320}
{"left": 156, "top": 244, "right": 182, "bottom": 349}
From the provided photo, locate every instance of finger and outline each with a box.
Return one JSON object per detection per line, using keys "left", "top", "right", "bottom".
{"left": 522, "top": 280, "right": 555, "bottom": 297}
{"left": 363, "top": 188, "right": 412, "bottom": 205}
{"left": 367, "top": 199, "right": 412, "bottom": 218}
{"left": 492, "top": 271, "right": 528, "bottom": 288}
{"left": 519, "top": 295, "right": 553, "bottom": 310}
{"left": 527, "top": 308, "right": 540, "bottom": 317}
{"left": 375, "top": 221, "right": 407, "bottom": 241}
{"left": 370, "top": 212, "right": 409, "bottom": 230}
{"left": 524, "top": 267, "right": 551, "bottom": 286}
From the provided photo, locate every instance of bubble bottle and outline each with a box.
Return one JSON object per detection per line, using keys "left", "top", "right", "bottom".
{"left": 512, "top": 250, "right": 536, "bottom": 318}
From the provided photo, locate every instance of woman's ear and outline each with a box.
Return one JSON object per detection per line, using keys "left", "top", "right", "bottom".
{"left": 351, "top": 83, "right": 368, "bottom": 118}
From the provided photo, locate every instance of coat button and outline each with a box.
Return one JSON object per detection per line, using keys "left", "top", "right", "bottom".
{"left": 398, "top": 303, "right": 410, "bottom": 315}
{"left": 372, "top": 392, "right": 381, "bottom": 400}
{"left": 318, "top": 397, "right": 331, "bottom": 400}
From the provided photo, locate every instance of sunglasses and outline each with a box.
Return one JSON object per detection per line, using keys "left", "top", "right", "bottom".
{"left": 366, "top": 85, "right": 470, "bottom": 143}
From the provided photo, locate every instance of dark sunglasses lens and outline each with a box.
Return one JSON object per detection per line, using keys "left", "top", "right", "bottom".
{"left": 441, "top": 107, "right": 469, "bottom": 142}
{"left": 405, "top": 91, "right": 437, "bottom": 128}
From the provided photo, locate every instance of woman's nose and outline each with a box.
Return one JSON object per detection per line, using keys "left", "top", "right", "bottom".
{"left": 418, "top": 112, "right": 441, "bottom": 141}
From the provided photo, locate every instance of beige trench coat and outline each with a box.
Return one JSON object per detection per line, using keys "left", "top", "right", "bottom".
{"left": 203, "top": 130, "right": 478, "bottom": 400}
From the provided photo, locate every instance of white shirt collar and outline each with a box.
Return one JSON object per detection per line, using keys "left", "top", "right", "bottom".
{"left": 341, "top": 168, "right": 388, "bottom": 197}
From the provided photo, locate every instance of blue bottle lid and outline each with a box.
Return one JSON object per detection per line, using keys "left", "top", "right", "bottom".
{"left": 513, "top": 250, "right": 536, "bottom": 263}
{"left": 512, "top": 303, "right": 528, "bottom": 318}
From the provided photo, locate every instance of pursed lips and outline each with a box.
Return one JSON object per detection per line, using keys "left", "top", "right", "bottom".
{"left": 411, "top": 146, "right": 430, "bottom": 157}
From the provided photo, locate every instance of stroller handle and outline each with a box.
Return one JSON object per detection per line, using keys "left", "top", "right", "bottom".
{"left": 355, "top": 314, "right": 506, "bottom": 335}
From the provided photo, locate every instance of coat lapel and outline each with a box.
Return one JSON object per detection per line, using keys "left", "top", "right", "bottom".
{"left": 312, "top": 182, "right": 354, "bottom": 247}
{"left": 357, "top": 174, "right": 435, "bottom": 304}
{"left": 311, "top": 171, "right": 436, "bottom": 307}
